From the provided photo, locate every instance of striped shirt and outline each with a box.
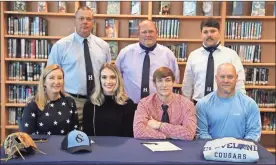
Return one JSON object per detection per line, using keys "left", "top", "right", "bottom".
{"left": 133, "top": 93, "right": 196, "bottom": 140}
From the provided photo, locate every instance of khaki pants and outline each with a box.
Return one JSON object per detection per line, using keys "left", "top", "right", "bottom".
{"left": 67, "top": 94, "right": 87, "bottom": 129}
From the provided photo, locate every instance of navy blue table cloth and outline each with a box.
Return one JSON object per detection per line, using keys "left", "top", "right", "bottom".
{"left": 1, "top": 136, "right": 275, "bottom": 165}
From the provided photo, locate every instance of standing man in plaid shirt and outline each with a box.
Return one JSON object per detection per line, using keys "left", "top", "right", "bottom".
{"left": 133, "top": 67, "right": 196, "bottom": 140}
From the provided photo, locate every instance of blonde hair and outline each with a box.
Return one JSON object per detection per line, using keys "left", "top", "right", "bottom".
{"left": 34, "top": 64, "right": 65, "bottom": 111}
{"left": 90, "top": 63, "right": 128, "bottom": 106}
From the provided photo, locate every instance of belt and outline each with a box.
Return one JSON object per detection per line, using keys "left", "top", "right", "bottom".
{"left": 68, "top": 93, "right": 87, "bottom": 99}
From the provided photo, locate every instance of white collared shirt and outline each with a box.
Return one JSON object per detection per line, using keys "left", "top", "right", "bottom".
{"left": 182, "top": 44, "right": 246, "bottom": 101}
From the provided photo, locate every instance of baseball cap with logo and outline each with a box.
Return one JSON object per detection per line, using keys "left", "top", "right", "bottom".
{"left": 61, "top": 130, "right": 92, "bottom": 153}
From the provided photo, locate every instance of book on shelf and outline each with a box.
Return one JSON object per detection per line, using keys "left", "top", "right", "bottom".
{"left": 105, "top": 19, "right": 119, "bottom": 38}
{"left": 261, "top": 113, "right": 276, "bottom": 131}
{"left": 131, "top": 1, "right": 141, "bottom": 15}
{"left": 129, "top": 19, "right": 140, "bottom": 38}
{"left": 232, "top": 1, "right": 243, "bottom": 16}
{"left": 9, "top": 108, "right": 17, "bottom": 125}
{"left": 245, "top": 68, "right": 269, "bottom": 85}
{"left": 58, "top": 1, "right": 67, "bottom": 13}
{"left": 251, "top": 1, "right": 265, "bottom": 16}
{"left": 180, "top": 43, "right": 188, "bottom": 62}
{"left": 274, "top": 2, "right": 276, "bottom": 16}
{"left": 173, "top": 88, "right": 180, "bottom": 94}
{"left": 247, "top": 89, "right": 276, "bottom": 108}
{"left": 8, "top": 62, "right": 46, "bottom": 81}
{"left": 225, "top": 21, "right": 262, "bottom": 40}
{"left": 13, "top": 1, "right": 26, "bottom": 12}
{"left": 227, "top": 44, "right": 261, "bottom": 63}
{"left": 202, "top": 1, "right": 213, "bottom": 16}
{"left": 8, "top": 85, "right": 37, "bottom": 103}
{"left": 86, "top": 1, "right": 97, "bottom": 14}
{"left": 166, "top": 43, "right": 187, "bottom": 62}
{"left": 38, "top": 1, "right": 48, "bottom": 12}
{"left": 91, "top": 21, "right": 96, "bottom": 35}
{"left": 160, "top": 1, "right": 171, "bottom": 15}
{"left": 154, "top": 19, "right": 179, "bottom": 39}
{"left": 8, "top": 38, "right": 51, "bottom": 59}
{"left": 8, "top": 16, "right": 48, "bottom": 36}
{"left": 107, "top": 41, "right": 118, "bottom": 60}
{"left": 107, "top": 1, "right": 120, "bottom": 14}
{"left": 183, "top": 1, "right": 197, "bottom": 16}
{"left": 8, "top": 108, "right": 23, "bottom": 125}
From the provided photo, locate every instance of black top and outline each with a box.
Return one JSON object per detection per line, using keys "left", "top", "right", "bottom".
{"left": 83, "top": 95, "right": 136, "bottom": 137}
{"left": 21, "top": 95, "right": 79, "bottom": 135}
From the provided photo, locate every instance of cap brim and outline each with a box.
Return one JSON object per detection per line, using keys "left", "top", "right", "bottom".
{"left": 66, "top": 145, "right": 92, "bottom": 154}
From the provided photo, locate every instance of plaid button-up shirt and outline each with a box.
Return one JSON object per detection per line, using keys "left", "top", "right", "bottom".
{"left": 133, "top": 93, "right": 196, "bottom": 140}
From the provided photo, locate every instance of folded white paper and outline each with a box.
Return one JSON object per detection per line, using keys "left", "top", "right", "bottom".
{"left": 142, "top": 141, "right": 182, "bottom": 152}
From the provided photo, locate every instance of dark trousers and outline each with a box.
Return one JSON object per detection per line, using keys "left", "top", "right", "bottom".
{"left": 193, "top": 100, "right": 198, "bottom": 106}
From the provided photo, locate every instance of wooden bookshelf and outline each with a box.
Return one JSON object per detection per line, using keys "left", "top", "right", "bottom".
{"left": 4, "top": 11, "right": 150, "bottom": 19}
{"left": 0, "top": 1, "right": 275, "bottom": 153}
{"left": 92, "top": 14, "right": 149, "bottom": 19}
{"left": 157, "top": 38, "right": 202, "bottom": 42}
{"left": 242, "top": 63, "right": 276, "bottom": 66}
{"left": 225, "top": 39, "right": 275, "bottom": 43}
{"left": 261, "top": 131, "right": 276, "bottom": 135}
{"left": 226, "top": 16, "right": 276, "bottom": 19}
{"left": 151, "top": 15, "right": 222, "bottom": 19}
{"left": 173, "top": 84, "right": 182, "bottom": 88}
{"left": 5, "top": 58, "right": 48, "bottom": 62}
{"left": 245, "top": 85, "right": 276, "bottom": 89}
{"left": 5, "top": 125, "right": 18, "bottom": 129}
{"left": 5, "top": 103, "right": 26, "bottom": 107}
{"left": 178, "top": 62, "right": 187, "bottom": 65}
{"left": 5, "top": 81, "right": 39, "bottom": 85}
{"left": 259, "top": 108, "right": 276, "bottom": 112}
{"left": 100, "top": 38, "right": 138, "bottom": 41}
{"left": 0, "top": 2, "right": 4, "bottom": 146}
{"left": 267, "top": 148, "right": 276, "bottom": 153}
{"left": 4, "top": 11, "right": 75, "bottom": 17}
{"left": 5, "top": 35, "right": 62, "bottom": 39}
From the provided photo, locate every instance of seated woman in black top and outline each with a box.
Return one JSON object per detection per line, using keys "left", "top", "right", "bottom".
{"left": 20, "top": 64, "right": 79, "bottom": 135}
{"left": 83, "top": 63, "right": 136, "bottom": 137}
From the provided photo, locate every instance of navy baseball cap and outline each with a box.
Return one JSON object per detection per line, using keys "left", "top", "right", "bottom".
{"left": 61, "top": 130, "right": 92, "bottom": 153}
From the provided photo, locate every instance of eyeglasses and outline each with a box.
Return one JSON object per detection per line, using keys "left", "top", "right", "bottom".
{"left": 77, "top": 17, "right": 93, "bottom": 22}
